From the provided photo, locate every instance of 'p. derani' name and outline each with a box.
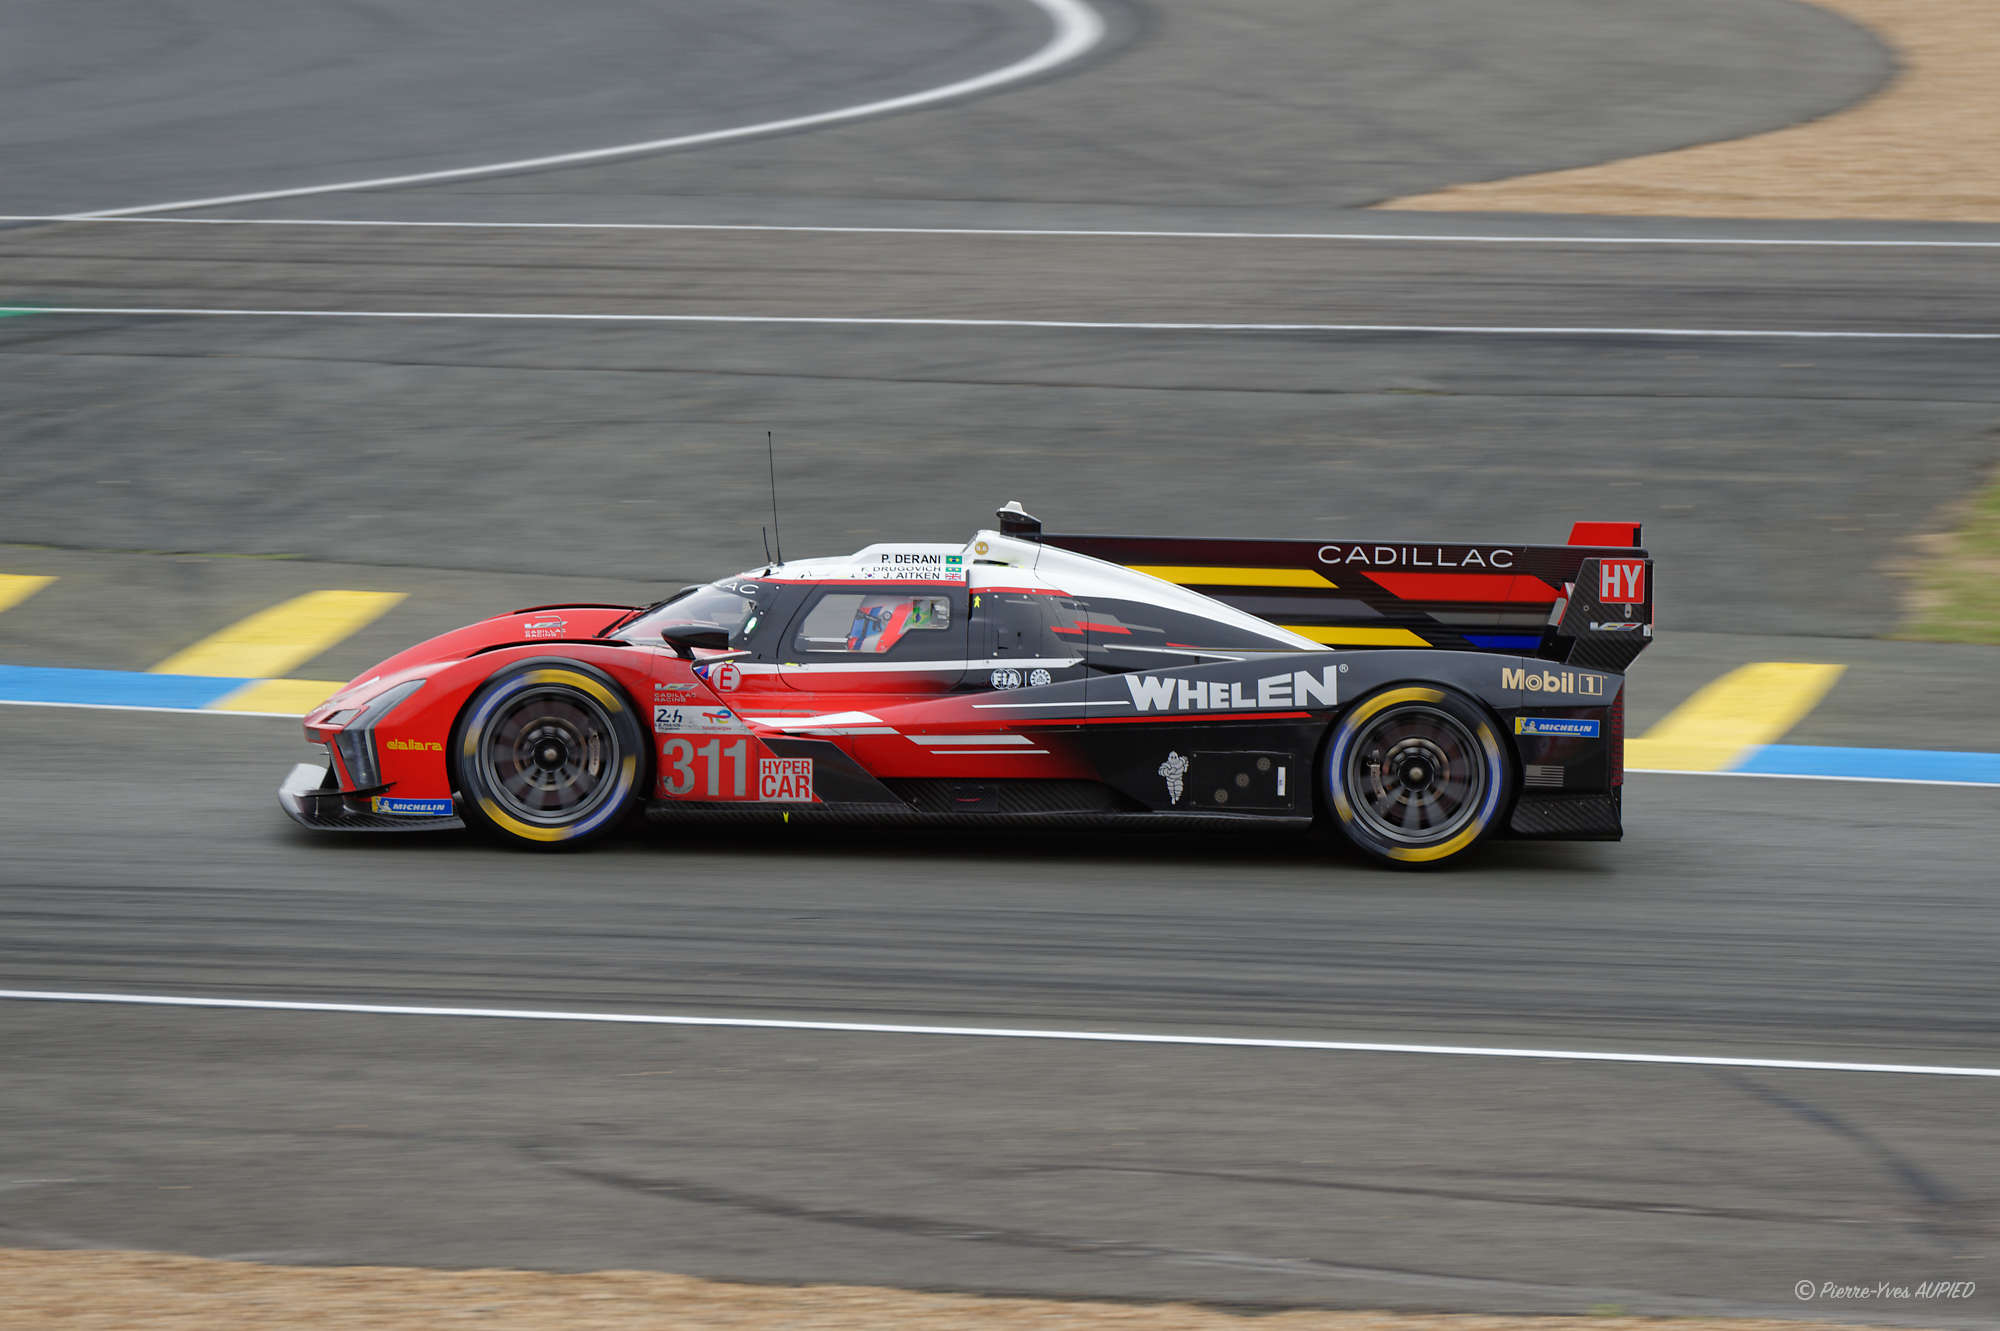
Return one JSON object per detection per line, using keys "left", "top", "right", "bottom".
{"left": 1124, "top": 665, "right": 1339, "bottom": 713}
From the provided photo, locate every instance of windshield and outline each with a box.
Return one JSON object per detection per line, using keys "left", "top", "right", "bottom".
{"left": 619, "top": 579, "right": 774, "bottom": 649}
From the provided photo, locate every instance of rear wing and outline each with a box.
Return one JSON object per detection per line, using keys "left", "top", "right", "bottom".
{"left": 1040, "top": 521, "right": 1653, "bottom": 672}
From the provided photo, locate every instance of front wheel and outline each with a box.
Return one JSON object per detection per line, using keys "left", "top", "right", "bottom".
{"left": 1324, "top": 685, "right": 1510, "bottom": 866}
{"left": 454, "top": 663, "right": 645, "bottom": 847}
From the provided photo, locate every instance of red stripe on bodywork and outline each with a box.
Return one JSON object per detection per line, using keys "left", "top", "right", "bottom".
{"left": 1364, "top": 572, "right": 1559, "bottom": 603}
{"left": 1567, "top": 521, "right": 1642, "bottom": 548}
{"left": 1050, "top": 620, "right": 1132, "bottom": 636}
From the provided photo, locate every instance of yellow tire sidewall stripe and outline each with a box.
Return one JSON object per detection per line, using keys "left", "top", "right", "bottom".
{"left": 465, "top": 666, "right": 632, "bottom": 842}
{"left": 1331, "top": 687, "right": 1504, "bottom": 863}
{"left": 1329, "top": 686, "right": 1448, "bottom": 825}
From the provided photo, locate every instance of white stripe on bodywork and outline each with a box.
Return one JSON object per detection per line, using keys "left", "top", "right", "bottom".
{"left": 760, "top": 711, "right": 884, "bottom": 730}
{"left": 909, "top": 734, "right": 1035, "bottom": 746}
{"left": 753, "top": 657, "right": 1081, "bottom": 675}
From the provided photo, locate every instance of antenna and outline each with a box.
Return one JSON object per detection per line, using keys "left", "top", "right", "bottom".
{"left": 766, "top": 430, "right": 783, "bottom": 564}
{"left": 761, "top": 525, "right": 772, "bottom": 566}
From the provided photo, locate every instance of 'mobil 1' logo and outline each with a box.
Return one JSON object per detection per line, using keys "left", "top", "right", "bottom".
{"left": 1502, "top": 666, "right": 1605, "bottom": 697}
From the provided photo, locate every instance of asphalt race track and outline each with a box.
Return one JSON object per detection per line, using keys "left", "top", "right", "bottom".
{"left": 5, "top": 228, "right": 1999, "bottom": 636}
{"left": 3, "top": 704, "right": 1999, "bottom": 1322}
{"left": 1, "top": 0, "right": 1997, "bottom": 1321}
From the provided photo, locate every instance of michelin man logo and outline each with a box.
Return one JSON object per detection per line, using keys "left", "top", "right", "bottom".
{"left": 1158, "top": 750, "right": 1190, "bottom": 805}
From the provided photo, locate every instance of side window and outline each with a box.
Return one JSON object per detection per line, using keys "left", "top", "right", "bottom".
{"left": 791, "top": 590, "right": 961, "bottom": 658}
{"left": 975, "top": 591, "right": 1068, "bottom": 660}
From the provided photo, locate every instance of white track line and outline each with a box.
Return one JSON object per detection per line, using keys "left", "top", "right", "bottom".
{"left": 69, "top": 0, "right": 1104, "bottom": 219}
{"left": 5, "top": 306, "right": 1995, "bottom": 340}
{"left": 6, "top": 214, "right": 1998, "bottom": 249}
{"left": 2, "top": 989, "right": 1993, "bottom": 1078}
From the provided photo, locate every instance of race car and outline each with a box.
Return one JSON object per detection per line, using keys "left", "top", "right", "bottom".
{"left": 280, "top": 502, "right": 1653, "bottom": 865}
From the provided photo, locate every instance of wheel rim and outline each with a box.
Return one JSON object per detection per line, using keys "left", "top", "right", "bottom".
{"left": 478, "top": 685, "right": 621, "bottom": 827}
{"left": 1341, "top": 703, "right": 1490, "bottom": 848}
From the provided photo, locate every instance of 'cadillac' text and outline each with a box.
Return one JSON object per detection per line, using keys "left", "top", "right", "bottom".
{"left": 1316, "top": 544, "right": 1516, "bottom": 569}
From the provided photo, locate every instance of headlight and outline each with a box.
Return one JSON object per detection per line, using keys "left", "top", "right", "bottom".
{"left": 331, "top": 679, "right": 426, "bottom": 790}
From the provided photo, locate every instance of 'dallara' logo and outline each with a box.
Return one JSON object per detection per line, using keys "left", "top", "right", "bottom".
{"left": 385, "top": 739, "right": 442, "bottom": 752}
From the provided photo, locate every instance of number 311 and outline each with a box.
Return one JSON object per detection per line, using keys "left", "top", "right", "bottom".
{"left": 661, "top": 737, "right": 747, "bottom": 796}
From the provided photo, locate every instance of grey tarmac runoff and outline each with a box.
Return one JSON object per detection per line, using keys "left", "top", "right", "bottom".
{"left": 2, "top": 0, "right": 1998, "bottom": 1320}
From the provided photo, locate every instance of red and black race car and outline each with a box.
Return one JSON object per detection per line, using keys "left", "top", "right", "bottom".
{"left": 281, "top": 503, "right": 1652, "bottom": 866}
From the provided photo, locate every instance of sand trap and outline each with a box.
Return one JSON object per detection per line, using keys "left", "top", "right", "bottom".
{"left": 1378, "top": 1, "right": 2000, "bottom": 220}
{"left": 0, "top": 1249, "right": 1946, "bottom": 1331}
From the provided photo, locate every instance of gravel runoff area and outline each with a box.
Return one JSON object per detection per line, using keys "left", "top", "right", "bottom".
{"left": 1903, "top": 461, "right": 2000, "bottom": 643}
{"left": 1379, "top": 0, "right": 2000, "bottom": 219}
{"left": 0, "top": 1251, "right": 1948, "bottom": 1331}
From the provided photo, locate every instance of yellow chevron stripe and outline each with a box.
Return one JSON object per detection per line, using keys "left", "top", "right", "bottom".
{"left": 0, "top": 574, "right": 55, "bottom": 614}
{"left": 208, "top": 678, "right": 346, "bottom": 715}
{"left": 151, "top": 590, "right": 406, "bottom": 677}
{"left": 1130, "top": 565, "right": 1336, "bottom": 589}
{"left": 1284, "top": 625, "right": 1430, "bottom": 647}
{"left": 1627, "top": 662, "right": 1846, "bottom": 772}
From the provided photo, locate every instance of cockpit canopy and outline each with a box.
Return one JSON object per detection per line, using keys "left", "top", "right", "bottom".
{"left": 610, "top": 528, "right": 1317, "bottom": 669}
{"left": 618, "top": 578, "right": 774, "bottom": 650}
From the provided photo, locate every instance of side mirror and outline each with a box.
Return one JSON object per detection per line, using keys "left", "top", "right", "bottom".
{"left": 660, "top": 622, "right": 731, "bottom": 659}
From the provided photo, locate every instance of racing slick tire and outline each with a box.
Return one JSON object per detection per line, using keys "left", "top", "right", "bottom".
{"left": 452, "top": 661, "right": 647, "bottom": 848}
{"left": 1323, "top": 685, "right": 1511, "bottom": 867}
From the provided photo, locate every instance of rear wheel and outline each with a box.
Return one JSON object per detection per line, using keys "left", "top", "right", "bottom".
{"left": 454, "top": 663, "right": 645, "bottom": 847}
{"left": 1324, "top": 685, "right": 1510, "bottom": 866}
